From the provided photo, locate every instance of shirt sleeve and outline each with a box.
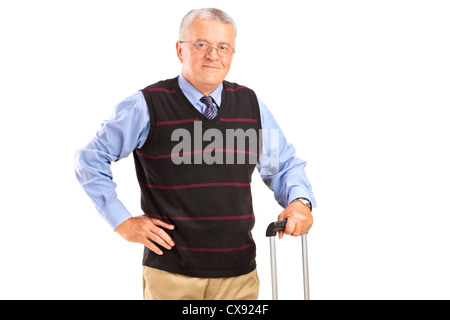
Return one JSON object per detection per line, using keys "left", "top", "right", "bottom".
{"left": 256, "top": 96, "right": 317, "bottom": 209}
{"left": 74, "top": 91, "right": 150, "bottom": 230}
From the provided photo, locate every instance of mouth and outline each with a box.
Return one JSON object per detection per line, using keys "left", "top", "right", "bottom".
{"left": 202, "top": 65, "right": 221, "bottom": 70}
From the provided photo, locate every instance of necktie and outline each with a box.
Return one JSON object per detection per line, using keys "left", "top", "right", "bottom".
{"left": 200, "top": 95, "right": 218, "bottom": 119}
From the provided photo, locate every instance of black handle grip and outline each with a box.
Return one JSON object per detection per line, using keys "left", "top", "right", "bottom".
{"left": 265, "top": 220, "right": 287, "bottom": 237}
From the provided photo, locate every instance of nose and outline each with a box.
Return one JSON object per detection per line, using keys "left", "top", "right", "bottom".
{"left": 205, "top": 46, "right": 220, "bottom": 60}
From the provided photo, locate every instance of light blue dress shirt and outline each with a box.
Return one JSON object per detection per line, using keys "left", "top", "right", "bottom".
{"left": 74, "top": 74, "right": 316, "bottom": 230}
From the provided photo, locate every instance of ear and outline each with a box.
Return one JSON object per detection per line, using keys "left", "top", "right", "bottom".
{"left": 176, "top": 41, "right": 183, "bottom": 63}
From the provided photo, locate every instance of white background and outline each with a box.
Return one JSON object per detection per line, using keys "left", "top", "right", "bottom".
{"left": 1, "top": 0, "right": 449, "bottom": 300}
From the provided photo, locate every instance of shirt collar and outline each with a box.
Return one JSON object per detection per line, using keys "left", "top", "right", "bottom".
{"left": 178, "top": 73, "right": 223, "bottom": 108}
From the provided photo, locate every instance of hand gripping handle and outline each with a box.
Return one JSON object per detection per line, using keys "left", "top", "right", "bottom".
{"left": 265, "top": 219, "right": 287, "bottom": 237}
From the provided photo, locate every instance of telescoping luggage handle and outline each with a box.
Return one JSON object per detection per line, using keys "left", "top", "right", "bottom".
{"left": 265, "top": 220, "right": 310, "bottom": 300}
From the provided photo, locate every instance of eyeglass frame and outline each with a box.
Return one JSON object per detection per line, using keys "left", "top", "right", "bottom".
{"left": 178, "top": 40, "right": 236, "bottom": 57}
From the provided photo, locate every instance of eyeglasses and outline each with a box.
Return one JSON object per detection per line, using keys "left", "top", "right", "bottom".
{"left": 179, "top": 41, "right": 236, "bottom": 57}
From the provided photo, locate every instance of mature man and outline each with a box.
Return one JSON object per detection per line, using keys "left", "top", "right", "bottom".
{"left": 75, "top": 8, "right": 316, "bottom": 300}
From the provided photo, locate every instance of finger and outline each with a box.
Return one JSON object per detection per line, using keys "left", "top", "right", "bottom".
{"left": 149, "top": 219, "right": 175, "bottom": 249}
{"left": 277, "top": 211, "right": 286, "bottom": 222}
{"left": 148, "top": 219, "right": 175, "bottom": 246}
{"left": 298, "top": 224, "right": 311, "bottom": 236}
{"left": 147, "top": 231, "right": 173, "bottom": 250}
{"left": 148, "top": 226, "right": 175, "bottom": 248}
{"left": 300, "top": 220, "right": 309, "bottom": 235}
{"left": 151, "top": 218, "right": 175, "bottom": 230}
{"left": 303, "top": 220, "right": 313, "bottom": 235}
{"left": 292, "top": 219, "right": 304, "bottom": 236}
{"left": 284, "top": 218, "right": 295, "bottom": 236}
{"left": 277, "top": 212, "right": 288, "bottom": 239}
{"left": 144, "top": 239, "right": 163, "bottom": 256}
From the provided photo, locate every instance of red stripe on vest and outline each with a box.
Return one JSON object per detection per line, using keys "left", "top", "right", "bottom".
{"left": 145, "top": 213, "right": 254, "bottom": 221}
{"left": 139, "top": 182, "right": 250, "bottom": 189}
{"left": 220, "top": 117, "right": 257, "bottom": 123}
{"left": 176, "top": 242, "right": 255, "bottom": 252}
{"left": 148, "top": 88, "right": 176, "bottom": 94}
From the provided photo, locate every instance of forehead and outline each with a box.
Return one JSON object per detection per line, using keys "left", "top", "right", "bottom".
{"left": 186, "top": 19, "right": 235, "bottom": 46}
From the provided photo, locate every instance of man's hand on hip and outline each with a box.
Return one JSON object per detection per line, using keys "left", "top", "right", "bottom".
{"left": 277, "top": 201, "right": 313, "bottom": 239}
{"left": 115, "top": 215, "right": 175, "bottom": 255}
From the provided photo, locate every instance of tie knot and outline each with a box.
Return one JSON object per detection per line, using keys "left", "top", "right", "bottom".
{"left": 200, "top": 95, "right": 218, "bottom": 119}
{"left": 200, "top": 95, "right": 214, "bottom": 106}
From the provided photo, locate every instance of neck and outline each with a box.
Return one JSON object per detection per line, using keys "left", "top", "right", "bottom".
{"left": 199, "top": 88, "right": 215, "bottom": 96}
{"left": 182, "top": 74, "right": 220, "bottom": 96}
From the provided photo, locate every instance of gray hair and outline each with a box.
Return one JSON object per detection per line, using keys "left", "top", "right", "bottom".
{"left": 179, "top": 8, "right": 237, "bottom": 41}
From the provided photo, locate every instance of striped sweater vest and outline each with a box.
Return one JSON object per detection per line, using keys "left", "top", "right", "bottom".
{"left": 133, "top": 77, "right": 262, "bottom": 278}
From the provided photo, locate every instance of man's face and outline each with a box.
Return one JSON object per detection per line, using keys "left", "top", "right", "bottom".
{"left": 177, "top": 19, "right": 235, "bottom": 95}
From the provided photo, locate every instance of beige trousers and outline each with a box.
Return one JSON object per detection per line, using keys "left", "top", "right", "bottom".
{"left": 143, "top": 266, "right": 259, "bottom": 300}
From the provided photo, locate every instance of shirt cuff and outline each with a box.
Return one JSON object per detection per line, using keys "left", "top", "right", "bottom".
{"left": 100, "top": 199, "right": 133, "bottom": 231}
{"left": 287, "top": 187, "right": 317, "bottom": 209}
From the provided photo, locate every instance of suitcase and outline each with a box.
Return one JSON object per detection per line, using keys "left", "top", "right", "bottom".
{"left": 265, "top": 220, "right": 310, "bottom": 300}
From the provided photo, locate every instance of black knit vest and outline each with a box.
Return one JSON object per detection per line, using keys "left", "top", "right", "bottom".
{"left": 133, "top": 77, "right": 262, "bottom": 278}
